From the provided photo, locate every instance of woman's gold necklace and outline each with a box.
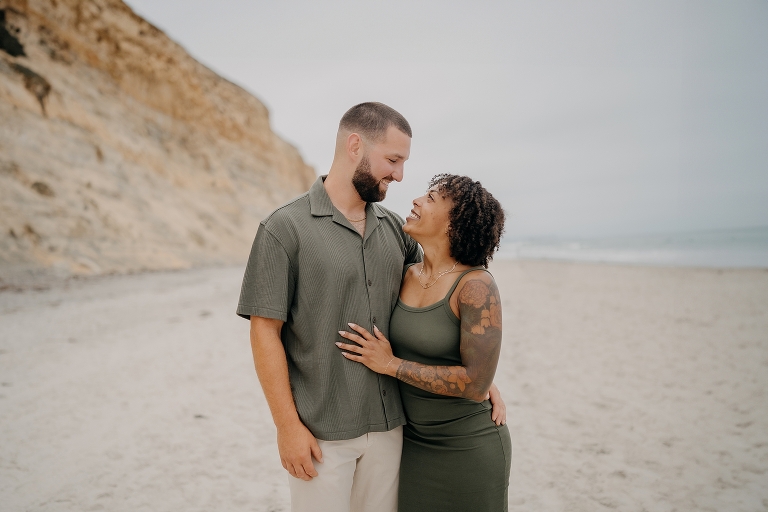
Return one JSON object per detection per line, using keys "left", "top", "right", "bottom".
{"left": 417, "top": 261, "right": 458, "bottom": 289}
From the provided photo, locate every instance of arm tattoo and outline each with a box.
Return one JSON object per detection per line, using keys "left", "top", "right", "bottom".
{"left": 395, "top": 276, "right": 502, "bottom": 401}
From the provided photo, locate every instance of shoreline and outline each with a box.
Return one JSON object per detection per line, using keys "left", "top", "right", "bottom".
{"left": 497, "top": 226, "right": 768, "bottom": 269}
{"left": 496, "top": 255, "right": 768, "bottom": 270}
{"left": 3, "top": 256, "right": 767, "bottom": 295}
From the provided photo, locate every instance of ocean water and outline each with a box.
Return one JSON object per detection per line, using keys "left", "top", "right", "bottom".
{"left": 496, "top": 226, "right": 768, "bottom": 268}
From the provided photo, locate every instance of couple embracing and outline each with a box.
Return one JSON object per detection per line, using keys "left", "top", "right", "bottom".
{"left": 237, "top": 102, "right": 510, "bottom": 512}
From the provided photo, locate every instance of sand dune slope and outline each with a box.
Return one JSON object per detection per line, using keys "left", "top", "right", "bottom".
{"left": 1, "top": 0, "right": 314, "bottom": 285}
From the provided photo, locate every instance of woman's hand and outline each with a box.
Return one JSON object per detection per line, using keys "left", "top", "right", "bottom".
{"left": 487, "top": 382, "right": 506, "bottom": 426}
{"left": 337, "top": 323, "right": 399, "bottom": 376}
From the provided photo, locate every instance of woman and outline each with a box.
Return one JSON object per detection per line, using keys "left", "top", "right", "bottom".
{"left": 336, "top": 174, "right": 510, "bottom": 511}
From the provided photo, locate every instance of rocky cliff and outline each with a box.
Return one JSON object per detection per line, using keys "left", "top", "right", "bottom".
{"left": 0, "top": 0, "right": 315, "bottom": 287}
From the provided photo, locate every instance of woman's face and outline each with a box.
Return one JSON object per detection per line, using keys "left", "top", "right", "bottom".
{"left": 403, "top": 185, "right": 453, "bottom": 242}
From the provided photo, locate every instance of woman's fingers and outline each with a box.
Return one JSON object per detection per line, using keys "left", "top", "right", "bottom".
{"left": 344, "top": 323, "right": 390, "bottom": 345}
{"left": 347, "top": 323, "right": 375, "bottom": 340}
{"left": 341, "top": 351, "right": 364, "bottom": 362}
{"left": 336, "top": 342, "right": 363, "bottom": 354}
{"left": 340, "top": 323, "right": 393, "bottom": 374}
{"left": 338, "top": 330, "right": 367, "bottom": 346}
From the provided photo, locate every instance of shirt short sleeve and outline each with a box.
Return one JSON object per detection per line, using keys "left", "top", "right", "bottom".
{"left": 236, "top": 223, "right": 296, "bottom": 321}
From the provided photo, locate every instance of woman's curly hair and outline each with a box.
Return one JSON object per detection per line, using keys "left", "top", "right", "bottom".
{"left": 428, "top": 174, "right": 506, "bottom": 268}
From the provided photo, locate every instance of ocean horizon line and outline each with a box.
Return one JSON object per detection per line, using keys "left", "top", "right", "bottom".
{"left": 496, "top": 225, "right": 768, "bottom": 268}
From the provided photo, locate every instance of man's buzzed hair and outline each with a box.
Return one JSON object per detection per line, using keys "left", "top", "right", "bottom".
{"left": 339, "top": 102, "right": 412, "bottom": 142}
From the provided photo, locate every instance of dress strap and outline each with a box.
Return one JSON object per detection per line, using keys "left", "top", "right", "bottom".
{"left": 443, "top": 266, "right": 488, "bottom": 301}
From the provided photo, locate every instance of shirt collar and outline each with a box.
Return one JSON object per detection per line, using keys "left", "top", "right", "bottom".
{"left": 369, "top": 202, "right": 387, "bottom": 219}
{"left": 309, "top": 175, "right": 387, "bottom": 219}
{"left": 309, "top": 176, "right": 335, "bottom": 217}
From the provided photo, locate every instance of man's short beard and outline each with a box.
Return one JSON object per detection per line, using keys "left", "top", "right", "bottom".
{"left": 352, "top": 154, "right": 387, "bottom": 203}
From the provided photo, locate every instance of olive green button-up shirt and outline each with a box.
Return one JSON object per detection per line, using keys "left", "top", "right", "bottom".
{"left": 237, "top": 176, "right": 422, "bottom": 441}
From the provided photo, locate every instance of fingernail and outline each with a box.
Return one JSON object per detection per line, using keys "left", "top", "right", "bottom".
{"left": 338, "top": 330, "right": 344, "bottom": 335}
{"left": 341, "top": 352, "right": 347, "bottom": 356}
{"left": 335, "top": 342, "right": 341, "bottom": 346}
{"left": 348, "top": 322, "right": 355, "bottom": 327}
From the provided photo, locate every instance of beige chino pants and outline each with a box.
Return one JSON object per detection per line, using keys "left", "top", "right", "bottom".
{"left": 289, "top": 426, "right": 403, "bottom": 512}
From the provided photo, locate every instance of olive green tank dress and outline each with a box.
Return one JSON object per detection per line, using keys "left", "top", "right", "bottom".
{"left": 390, "top": 266, "right": 511, "bottom": 512}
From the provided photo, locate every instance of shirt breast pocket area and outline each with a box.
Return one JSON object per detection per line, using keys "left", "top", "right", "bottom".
{"left": 378, "top": 237, "right": 406, "bottom": 294}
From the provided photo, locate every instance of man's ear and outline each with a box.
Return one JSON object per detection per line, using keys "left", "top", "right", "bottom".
{"left": 347, "top": 132, "right": 362, "bottom": 160}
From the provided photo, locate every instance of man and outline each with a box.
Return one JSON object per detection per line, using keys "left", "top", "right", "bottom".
{"left": 237, "top": 102, "right": 419, "bottom": 512}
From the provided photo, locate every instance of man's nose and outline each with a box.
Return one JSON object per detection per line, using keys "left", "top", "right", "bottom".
{"left": 391, "top": 165, "right": 404, "bottom": 183}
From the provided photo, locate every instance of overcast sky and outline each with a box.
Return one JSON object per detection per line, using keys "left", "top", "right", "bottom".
{"left": 125, "top": 0, "right": 767, "bottom": 239}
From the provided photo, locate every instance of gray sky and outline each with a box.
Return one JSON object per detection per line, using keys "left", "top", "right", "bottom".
{"left": 125, "top": 0, "right": 768, "bottom": 239}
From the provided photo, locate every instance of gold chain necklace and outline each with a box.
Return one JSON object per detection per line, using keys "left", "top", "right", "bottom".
{"left": 417, "top": 261, "right": 458, "bottom": 289}
{"left": 345, "top": 214, "right": 366, "bottom": 223}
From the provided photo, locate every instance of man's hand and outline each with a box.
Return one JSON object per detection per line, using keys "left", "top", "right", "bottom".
{"left": 488, "top": 382, "right": 507, "bottom": 426}
{"left": 277, "top": 421, "right": 323, "bottom": 481}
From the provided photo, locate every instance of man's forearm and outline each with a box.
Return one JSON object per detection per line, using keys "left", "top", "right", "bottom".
{"left": 249, "top": 316, "right": 322, "bottom": 480}
{"left": 250, "top": 319, "right": 301, "bottom": 428}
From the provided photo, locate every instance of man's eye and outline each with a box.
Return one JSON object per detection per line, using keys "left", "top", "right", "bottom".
{"left": 388, "top": 159, "right": 397, "bottom": 163}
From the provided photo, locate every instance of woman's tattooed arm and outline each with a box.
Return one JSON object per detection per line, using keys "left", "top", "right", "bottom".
{"left": 395, "top": 272, "right": 502, "bottom": 402}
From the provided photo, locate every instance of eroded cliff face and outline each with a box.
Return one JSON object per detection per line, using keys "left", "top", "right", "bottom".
{"left": 0, "top": 0, "right": 315, "bottom": 285}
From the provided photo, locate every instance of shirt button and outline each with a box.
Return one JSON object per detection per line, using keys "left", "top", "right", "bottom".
{"left": 382, "top": 389, "right": 387, "bottom": 396}
{"left": 372, "top": 317, "right": 377, "bottom": 323}
{"left": 367, "top": 279, "right": 372, "bottom": 286}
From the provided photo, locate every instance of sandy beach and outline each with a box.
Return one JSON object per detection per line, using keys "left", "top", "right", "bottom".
{"left": 1, "top": 260, "right": 767, "bottom": 511}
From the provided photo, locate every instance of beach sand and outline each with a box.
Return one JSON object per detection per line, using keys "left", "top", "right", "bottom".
{"left": 1, "top": 261, "right": 766, "bottom": 511}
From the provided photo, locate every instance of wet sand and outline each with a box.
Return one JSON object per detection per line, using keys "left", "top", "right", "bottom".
{"left": 1, "top": 261, "right": 766, "bottom": 511}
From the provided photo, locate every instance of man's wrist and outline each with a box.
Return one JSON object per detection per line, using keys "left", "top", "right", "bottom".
{"left": 273, "top": 411, "right": 303, "bottom": 431}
